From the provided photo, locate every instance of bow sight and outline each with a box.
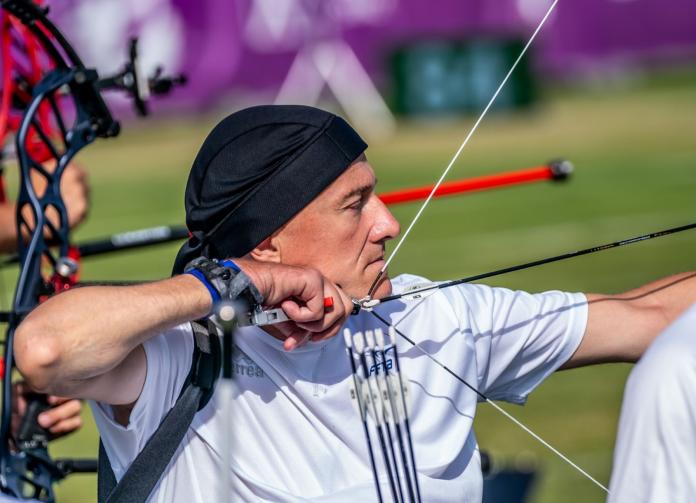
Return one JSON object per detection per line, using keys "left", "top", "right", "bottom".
{"left": 0, "top": 0, "right": 184, "bottom": 500}
{"left": 98, "top": 38, "right": 187, "bottom": 117}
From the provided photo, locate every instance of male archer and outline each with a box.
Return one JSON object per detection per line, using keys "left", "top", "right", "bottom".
{"left": 12, "top": 105, "right": 696, "bottom": 502}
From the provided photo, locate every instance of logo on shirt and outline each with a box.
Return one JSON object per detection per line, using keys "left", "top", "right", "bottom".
{"left": 368, "top": 346, "right": 395, "bottom": 376}
{"left": 232, "top": 350, "right": 265, "bottom": 379}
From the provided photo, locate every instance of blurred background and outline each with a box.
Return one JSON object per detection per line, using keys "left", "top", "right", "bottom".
{"left": 1, "top": 0, "right": 695, "bottom": 501}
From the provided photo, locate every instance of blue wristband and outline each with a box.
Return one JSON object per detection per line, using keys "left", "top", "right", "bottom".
{"left": 219, "top": 259, "right": 241, "bottom": 272}
{"left": 186, "top": 268, "right": 221, "bottom": 303}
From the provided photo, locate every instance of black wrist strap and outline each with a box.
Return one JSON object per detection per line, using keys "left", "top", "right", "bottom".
{"left": 184, "top": 257, "right": 263, "bottom": 306}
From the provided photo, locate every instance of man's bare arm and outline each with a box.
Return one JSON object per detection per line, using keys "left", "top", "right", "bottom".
{"left": 563, "top": 271, "right": 696, "bottom": 369}
{"left": 15, "top": 274, "right": 211, "bottom": 404}
{"left": 14, "top": 260, "right": 353, "bottom": 405}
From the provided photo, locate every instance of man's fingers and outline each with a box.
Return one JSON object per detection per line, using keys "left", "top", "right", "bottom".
{"left": 277, "top": 281, "right": 352, "bottom": 348}
{"left": 61, "top": 163, "right": 91, "bottom": 228}
{"left": 288, "top": 297, "right": 344, "bottom": 332}
{"left": 276, "top": 322, "right": 310, "bottom": 351}
{"left": 244, "top": 262, "right": 325, "bottom": 315}
{"left": 283, "top": 332, "right": 311, "bottom": 352}
{"left": 47, "top": 395, "right": 71, "bottom": 406}
{"left": 11, "top": 384, "right": 28, "bottom": 417}
{"left": 280, "top": 299, "right": 323, "bottom": 323}
{"left": 47, "top": 416, "right": 83, "bottom": 436}
{"left": 238, "top": 260, "right": 355, "bottom": 350}
{"left": 278, "top": 270, "right": 326, "bottom": 319}
{"left": 37, "top": 399, "right": 81, "bottom": 429}
{"left": 14, "top": 382, "right": 29, "bottom": 395}
{"left": 273, "top": 322, "right": 308, "bottom": 351}
{"left": 308, "top": 316, "right": 344, "bottom": 343}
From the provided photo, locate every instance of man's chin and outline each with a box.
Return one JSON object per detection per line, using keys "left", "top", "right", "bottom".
{"left": 341, "top": 273, "right": 392, "bottom": 300}
{"left": 369, "top": 275, "right": 393, "bottom": 299}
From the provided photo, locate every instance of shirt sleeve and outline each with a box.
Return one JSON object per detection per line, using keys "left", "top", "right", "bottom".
{"left": 451, "top": 284, "right": 587, "bottom": 404}
{"left": 88, "top": 323, "right": 194, "bottom": 479}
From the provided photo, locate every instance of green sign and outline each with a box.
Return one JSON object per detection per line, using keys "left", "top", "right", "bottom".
{"left": 391, "top": 38, "right": 537, "bottom": 116}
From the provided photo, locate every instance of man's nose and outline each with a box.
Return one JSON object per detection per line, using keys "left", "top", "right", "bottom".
{"left": 368, "top": 195, "right": 400, "bottom": 242}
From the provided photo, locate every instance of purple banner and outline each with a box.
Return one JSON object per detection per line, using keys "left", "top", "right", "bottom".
{"left": 43, "top": 0, "right": 696, "bottom": 113}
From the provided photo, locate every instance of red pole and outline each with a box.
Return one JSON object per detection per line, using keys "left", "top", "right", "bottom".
{"left": 378, "top": 160, "right": 572, "bottom": 206}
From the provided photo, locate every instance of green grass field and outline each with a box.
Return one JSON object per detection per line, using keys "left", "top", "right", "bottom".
{"left": 1, "top": 70, "right": 695, "bottom": 502}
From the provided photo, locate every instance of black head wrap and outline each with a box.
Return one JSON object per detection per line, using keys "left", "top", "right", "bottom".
{"left": 172, "top": 105, "right": 367, "bottom": 274}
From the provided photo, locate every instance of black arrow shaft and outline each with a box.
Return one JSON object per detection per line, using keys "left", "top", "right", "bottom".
{"left": 379, "top": 222, "right": 696, "bottom": 305}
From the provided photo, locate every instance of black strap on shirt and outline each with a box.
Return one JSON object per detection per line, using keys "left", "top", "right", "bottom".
{"left": 97, "top": 320, "right": 220, "bottom": 503}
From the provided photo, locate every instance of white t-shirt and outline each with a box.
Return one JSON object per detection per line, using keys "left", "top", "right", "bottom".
{"left": 90, "top": 274, "right": 587, "bottom": 503}
{"left": 608, "top": 302, "right": 696, "bottom": 503}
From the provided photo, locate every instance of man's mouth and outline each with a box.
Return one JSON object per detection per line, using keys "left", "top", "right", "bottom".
{"left": 367, "top": 247, "right": 386, "bottom": 266}
{"left": 368, "top": 256, "right": 385, "bottom": 266}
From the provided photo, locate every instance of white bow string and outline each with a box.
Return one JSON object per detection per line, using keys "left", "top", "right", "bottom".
{"left": 361, "top": 0, "right": 611, "bottom": 495}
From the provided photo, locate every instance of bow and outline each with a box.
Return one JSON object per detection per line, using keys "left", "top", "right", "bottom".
{"left": 0, "top": 1, "right": 183, "bottom": 499}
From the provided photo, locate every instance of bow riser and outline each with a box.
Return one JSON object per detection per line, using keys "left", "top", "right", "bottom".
{"left": 1, "top": 66, "right": 119, "bottom": 502}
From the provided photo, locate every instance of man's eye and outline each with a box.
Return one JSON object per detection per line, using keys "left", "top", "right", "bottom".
{"left": 350, "top": 197, "right": 368, "bottom": 210}
{"left": 342, "top": 198, "right": 358, "bottom": 209}
{"left": 343, "top": 192, "right": 371, "bottom": 211}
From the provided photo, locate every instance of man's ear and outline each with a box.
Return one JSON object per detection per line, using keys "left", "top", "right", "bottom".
{"left": 249, "top": 236, "right": 281, "bottom": 263}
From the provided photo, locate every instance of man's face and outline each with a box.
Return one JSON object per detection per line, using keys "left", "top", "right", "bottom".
{"left": 272, "top": 158, "right": 400, "bottom": 299}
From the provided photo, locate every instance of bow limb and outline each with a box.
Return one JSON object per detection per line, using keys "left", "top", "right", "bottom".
{"left": 0, "top": 4, "right": 119, "bottom": 498}
{"left": 0, "top": 0, "right": 178, "bottom": 498}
